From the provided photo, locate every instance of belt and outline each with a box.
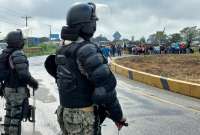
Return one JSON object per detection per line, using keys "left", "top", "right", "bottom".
{"left": 79, "top": 106, "right": 94, "bottom": 112}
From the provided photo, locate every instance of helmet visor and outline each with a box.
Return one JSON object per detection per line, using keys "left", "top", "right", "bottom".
{"left": 88, "top": 3, "right": 99, "bottom": 21}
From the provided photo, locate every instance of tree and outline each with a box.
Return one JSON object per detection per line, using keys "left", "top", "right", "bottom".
{"left": 147, "top": 34, "right": 157, "bottom": 45}
{"left": 113, "top": 31, "right": 121, "bottom": 41}
{"left": 131, "top": 36, "right": 135, "bottom": 41}
{"left": 39, "top": 37, "right": 49, "bottom": 43}
{"left": 180, "top": 26, "right": 198, "bottom": 48}
{"left": 156, "top": 31, "right": 167, "bottom": 45}
{"left": 147, "top": 31, "right": 168, "bottom": 46}
{"left": 169, "top": 33, "right": 182, "bottom": 43}
{"left": 140, "top": 37, "right": 146, "bottom": 44}
{"left": 91, "top": 34, "right": 109, "bottom": 45}
{"left": 197, "top": 29, "right": 200, "bottom": 43}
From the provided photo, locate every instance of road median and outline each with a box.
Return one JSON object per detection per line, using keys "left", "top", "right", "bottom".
{"left": 111, "top": 61, "right": 200, "bottom": 99}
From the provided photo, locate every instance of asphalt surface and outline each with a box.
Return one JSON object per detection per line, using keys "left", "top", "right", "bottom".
{"left": 105, "top": 75, "right": 200, "bottom": 135}
{"left": 1, "top": 55, "right": 200, "bottom": 135}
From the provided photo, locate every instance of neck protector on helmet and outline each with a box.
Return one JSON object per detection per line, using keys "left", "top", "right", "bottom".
{"left": 61, "top": 26, "right": 80, "bottom": 41}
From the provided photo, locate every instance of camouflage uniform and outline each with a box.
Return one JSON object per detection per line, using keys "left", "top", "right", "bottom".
{"left": 56, "top": 106, "right": 95, "bottom": 135}
{"left": 0, "top": 30, "right": 38, "bottom": 135}
{"left": 3, "top": 87, "right": 28, "bottom": 135}
{"left": 52, "top": 2, "right": 124, "bottom": 135}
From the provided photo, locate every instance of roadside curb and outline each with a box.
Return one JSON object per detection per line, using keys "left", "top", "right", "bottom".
{"left": 111, "top": 62, "right": 200, "bottom": 99}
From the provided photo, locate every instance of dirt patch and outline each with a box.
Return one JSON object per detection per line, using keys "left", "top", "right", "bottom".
{"left": 116, "top": 54, "right": 200, "bottom": 84}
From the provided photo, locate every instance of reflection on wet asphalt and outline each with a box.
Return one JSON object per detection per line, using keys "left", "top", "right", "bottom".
{"left": 35, "top": 83, "right": 57, "bottom": 103}
{"left": 29, "top": 56, "right": 58, "bottom": 103}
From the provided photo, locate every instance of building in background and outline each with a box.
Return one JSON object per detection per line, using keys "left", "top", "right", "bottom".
{"left": 50, "top": 34, "right": 60, "bottom": 41}
{"left": 27, "top": 37, "right": 40, "bottom": 45}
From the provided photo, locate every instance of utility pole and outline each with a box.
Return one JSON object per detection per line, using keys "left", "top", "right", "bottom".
{"left": 0, "top": 32, "right": 1, "bottom": 42}
{"left": 21, "top": 16, "right": 32, "bottom": 27}
{"left": 48, "top": 25, "right": 52, "bottom": 40}
{"left": 21, "top": 16, "right": 31, "bottom": 47}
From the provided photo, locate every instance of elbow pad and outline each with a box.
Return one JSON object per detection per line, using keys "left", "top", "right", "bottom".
{"left": 92, "top": 87, "right": 117, "bottom": 104}
{"left": 92, "top": 88, "right": 123, "bottom": 122}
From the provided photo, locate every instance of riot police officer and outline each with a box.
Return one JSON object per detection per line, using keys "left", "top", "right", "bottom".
{"left": 55, "top": 2, "right": 126, "bottom": 135}
{"left": 0, "top": 30, "right": 38, "bottom": 135}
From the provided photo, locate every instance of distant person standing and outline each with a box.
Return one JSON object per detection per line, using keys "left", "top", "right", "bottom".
{"left": 101, "top": 45, "right": 111, "bottom": 60}
{"left": 117, "top": 45, "right": 122, "bottom": 56}
{"left": 111, "top": 44, "right": 116, "bottom": 57}
{"left": 149, "top": 46, "right": 153, "bottom": 55}
{"left": 124, "top": 44, "right": 127, "bottom": 50}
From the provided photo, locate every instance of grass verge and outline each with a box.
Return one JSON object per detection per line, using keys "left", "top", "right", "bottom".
{"left": 116, "top": 53, "right": 200, "bottom": 84}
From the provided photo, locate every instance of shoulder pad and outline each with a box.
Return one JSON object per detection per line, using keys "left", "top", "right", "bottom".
{"left": 11, "top": 50, "right": 28, "bottom": 65}
{"left": 11, "top": 50, "right": 25, "bottom": 57}
{"left": 2, "top": 48, "right": 13, "bottom": 54}
{"left": 0, "top": 49, "right": 13, "bottom": 62}
{"left": 56, "top": 46, "right": 63, "bottom": 54}
{"left": 77, "top": 43, "right": 98, "bottom": 57}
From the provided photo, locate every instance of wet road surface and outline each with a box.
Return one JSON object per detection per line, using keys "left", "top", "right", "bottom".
{"left": 1, "top": 56, "right": 200, "bottom": 135}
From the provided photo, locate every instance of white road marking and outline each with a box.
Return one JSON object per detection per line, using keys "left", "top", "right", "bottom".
{"left": 117, "top": 80, "right": 200, "bottom": 113}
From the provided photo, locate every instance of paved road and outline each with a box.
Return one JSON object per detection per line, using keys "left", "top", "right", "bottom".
{"left": 1, "top": 56, "right": 200, "bottom": 135}
{"left": 104, "top": 75, "right": 200, "bottom": 135}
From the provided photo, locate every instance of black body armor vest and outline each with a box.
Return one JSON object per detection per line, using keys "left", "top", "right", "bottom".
{"left": 56, "top": 42, "right": 94, "bottom": 108}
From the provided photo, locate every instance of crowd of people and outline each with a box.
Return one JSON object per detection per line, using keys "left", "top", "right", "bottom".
{"left": 127, "top": 42, "right": 199, "bottom": 55}
{"left": 100, "top": 41, "right": 200, "bottom": 58}
{"left": 100, "top": 44, "right": 124, "bottom": 59}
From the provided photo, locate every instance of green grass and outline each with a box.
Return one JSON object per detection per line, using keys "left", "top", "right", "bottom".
{"left": 25, "top": 43, "right": 57, "bottom": 57}
{"left": 116, "top": 54, "right": 200, "bottom": 84}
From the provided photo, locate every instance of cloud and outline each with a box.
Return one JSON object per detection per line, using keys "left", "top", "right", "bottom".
{"left": 1, "top": 0, "right": 200, "bottom": 40}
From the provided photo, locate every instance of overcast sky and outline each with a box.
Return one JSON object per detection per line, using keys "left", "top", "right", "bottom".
{"left": 0, "top": 0, "right": 200, "bottom": 40}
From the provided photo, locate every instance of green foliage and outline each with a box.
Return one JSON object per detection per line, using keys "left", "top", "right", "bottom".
{"left": 180, "top": 26, "right": 199, "bottom": 48}
{"left": 91, "top": 34, "right": 109, "bottom": 44}
{"left": 169, "top": 33, "right": 182, "bottom": 43}
{"left": 113, "top": 31, "right": 122, "bottom": 40}
{"left": 140, "top": 37, "right": 146, "bottom": 44}
{"left": 40, "top": 43, "right": 57, "bottom": 54}
{"left": 25, "top": 43, "right": 57, "bottom": 57}
{"left": 147, "top": 31, "right": 167, "bottom": 45}
{"left": 39, "top": 37, "right": 49, "bottom": 42}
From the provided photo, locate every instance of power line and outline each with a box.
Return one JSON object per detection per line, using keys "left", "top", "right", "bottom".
{"left": 0, "top": 18, "right": 23, "bottom": 27}
{"left": 0, "top": 14, "right": 24, "bottom": 26}
{"left": 0, "top": 6, "right": 28, "bottom": 27}
{"left": 0, "top": 9, "right": 24, "bottom": 26}
{"left": 48, "top": 24, "right": 52, "bottom": 39}
{"left": 0, "top": 16, "right": 24, "bottom": 26}
{"left": 0, "top": 6, "right": 24, "bottom": 16}
{"left": 0, "top": 9, "right": 21, "bottom": 18}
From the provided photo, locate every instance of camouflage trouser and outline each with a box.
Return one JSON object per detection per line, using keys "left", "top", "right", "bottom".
{"left": 3, "top": 87, "right": 28, "bottom": 135}
{"left": 56, "top": 105, "right": 95, "bottom": 135}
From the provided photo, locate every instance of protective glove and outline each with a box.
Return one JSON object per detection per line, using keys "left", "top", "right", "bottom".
{"left": 0, "top": 83, "right": 4, "bottom": 97}
{"left": 29, "top": 77, "right": 39, "bottom": 90}
{"left": 115, "top": 118, "right": 128, "bottom": 130}
{"left": 0, "top": 88, "right": 3, "bottom": 97}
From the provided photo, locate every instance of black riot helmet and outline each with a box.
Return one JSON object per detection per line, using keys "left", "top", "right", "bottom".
{"left": 5, "top": 30, "right": 25, "bottom": 49}
{"left": 67, "top": 2, "right": 98, "bottom": 26}
{"left": 62, "top": 2, "right": 98, "bottom": 41}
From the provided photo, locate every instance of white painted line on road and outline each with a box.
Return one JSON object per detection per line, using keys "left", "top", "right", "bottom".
{"left": 118, "top": 80, "right": 200, "bottom": 113}
{"left": 134, "top": 91, "right": 200, "bottom": 113}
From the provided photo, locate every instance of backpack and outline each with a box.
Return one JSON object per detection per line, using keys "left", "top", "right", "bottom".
{"left": 0, "top": 50, "right": 12, "bottom": 96}
{"left": 0, "top": 50, "right": 10, "bottom": 82}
